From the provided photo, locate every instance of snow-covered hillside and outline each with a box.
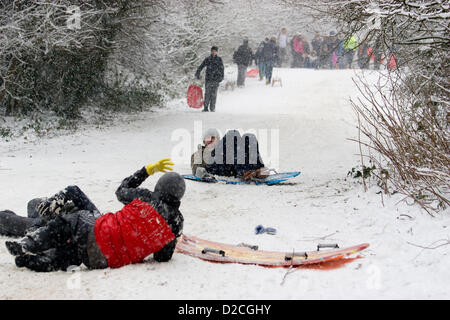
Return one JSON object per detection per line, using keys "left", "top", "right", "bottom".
{"left": 0, "top": 67, "right": 449, "bottom": 299}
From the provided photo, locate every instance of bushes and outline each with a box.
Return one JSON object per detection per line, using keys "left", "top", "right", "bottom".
{"left": 0, "top": 0, "right": 165, "bottom": 121}
{"left": 99, "top": 70, "right": 164, "bottom": 113}
{"left": 319, "top": 0, "right": 449, "bottom": 213}
{"left": 283, "top": 0, "right": 449, "bottom": 213}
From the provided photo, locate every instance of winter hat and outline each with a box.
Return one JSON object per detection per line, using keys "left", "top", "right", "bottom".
{"left": 211, "top": 46, "right": 218, "bottom": 52}
{"left": 202, "top": 128, "right": 221, "bottom": 143}
{"left": 154, "top": 172, "right": 186, "bottom": 201}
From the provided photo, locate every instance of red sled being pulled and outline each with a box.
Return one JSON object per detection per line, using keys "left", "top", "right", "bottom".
{"left": 187, "top": 84, "right": 204, "bottom": 109}
{"left": 246, "top": 68, "right": 259, "bottom": 78}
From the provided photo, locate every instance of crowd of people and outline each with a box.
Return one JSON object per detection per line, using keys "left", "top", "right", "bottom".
{"left": 229, "top": 29, "right": 397, "bottom": 87}
{"left": 281, "top": 29, "right": 389, "bottom": 70}
{"left": 193, "top": 30, "right": 398, "bottom": 112}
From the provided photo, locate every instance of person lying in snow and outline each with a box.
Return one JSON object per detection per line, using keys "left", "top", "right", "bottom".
{"left": 2, "top": 159, "right": 185, "bottom": 272}
{"left": 190, "top": 129, "right": 269, "bottom": 181}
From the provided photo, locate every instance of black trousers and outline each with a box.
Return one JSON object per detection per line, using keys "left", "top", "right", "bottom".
{"left": 204, "top": 81, "right": 219, "bottom": 111}
{"left": 0, "top": 186, "right": 99, "bottom": 237}
{"left": 292, "top": 52, "right": 304, "bottom": 68}
{"left": 237, "top": 64, "right": 247, "bottom": 86}
{"left": 16, "top": 209, "right": 96, "bottom": 272}
{"left": 0, "top": 210, "right": 42, "bottom": 237}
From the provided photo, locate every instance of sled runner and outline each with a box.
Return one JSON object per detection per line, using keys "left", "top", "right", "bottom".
{"left": 175, "top": 234, "right": 369, "bottom": 268}
{"left": 246, "top": 68, "right": 259, "bottom": 78}
{"left": 187, "top": 84, "right": 204, "bottom": 109}
{"left": 182, "top": 171, "right": 301, "bottom": 185}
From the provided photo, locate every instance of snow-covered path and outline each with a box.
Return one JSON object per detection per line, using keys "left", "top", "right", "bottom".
{"left": 0, "top": 68, "right": 449, "bottom": 299}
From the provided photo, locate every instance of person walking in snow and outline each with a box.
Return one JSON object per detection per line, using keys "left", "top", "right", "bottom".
{"left": 195, "top": 46, "right": 224, "bottom": 112}
{"left": 372, "top": 37, "right": 384, "bottom": 70}
{"left": 191, "top": 128, "right": 221, "bottom": 177}
{"left": 254, "top": 38, "right": 269, "bottom": 81}
{"left": 3, "top": 159, "right": 186, "bottom": 272}
{"left": 343, "top": 35, "right": 358, "bottom": 68}
{"left": 337, "top": 34, "right": 346, "bottom": 69}
{"left": 291, "top": 33, "right": 303, "bottom": 68}
{"left": 309, "top": 50, "right": 319, "bottom": 69}
{"left": 233, "top": 38, "right": 253, "bottom": 87}
{"left": 263, "top": 37, "right": 279, "bottom": 85}
{"left": 311, "top": 33, "right": 322, "bottom": 57}
{"left": 277, "top": 28, "right": 288, "bottom": 67}
{"left": 301, "top": 36, "right": 311, "bottom": 67}
{"left": 357, "top": 37, "right": 370, "bottom": 69}
{"left": 325, "top": 31, "right": 339, "bottom": 69}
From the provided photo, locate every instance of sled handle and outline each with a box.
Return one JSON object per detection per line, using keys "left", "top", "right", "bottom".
{"left": 285, "top": 252, "right": 308, "bottom": 261}
{"left": 237, "top": 243, "right": 259, "bottom": 251}
{"left": 317, "top": 243, "right": 339, "bottom": 251}
{"left": 202, "top": 248, "right": 225, "bottom": 257}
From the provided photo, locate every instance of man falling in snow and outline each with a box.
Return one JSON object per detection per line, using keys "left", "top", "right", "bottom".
{"left": 2, "top": 159, "right": 185, "bottom": 272}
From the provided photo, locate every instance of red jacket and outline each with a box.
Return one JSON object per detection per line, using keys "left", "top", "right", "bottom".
{"left": 94, "top": 199, "right": 175, "bottom": 268}
{"left": 293, "top": 37, "right": 304, "bottom": 53}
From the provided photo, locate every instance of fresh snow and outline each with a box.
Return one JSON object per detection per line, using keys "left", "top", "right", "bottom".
{"left": 0, "top": 67, "right": 449, "bottom": 299}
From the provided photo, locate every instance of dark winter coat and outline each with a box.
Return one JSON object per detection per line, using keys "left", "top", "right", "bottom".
{"left": 195, "top": 55, "right": 224, "bottom": 83}
{"left": 329, "top": 37, "right": 340, "bottom": 53}
{"left": 262, "top": 40, "right": 278, "bottom": 64}
{"left": 254, "top": 41, "right": 266, "bottom": 64}
{"left": 311, "top": 37, "right": 322, "bottom": 54}
{"left": 205, "top": 130, "right": 265, "bottom": 177}
{"left": 233, "top": 44, "right": 253, "bottom": 66}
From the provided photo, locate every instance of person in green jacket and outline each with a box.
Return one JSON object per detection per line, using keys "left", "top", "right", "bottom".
{"left": 343, "top": 36, "right": 358, "bottom": 68}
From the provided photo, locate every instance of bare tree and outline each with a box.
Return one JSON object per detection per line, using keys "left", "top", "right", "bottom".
{"left": 285, "top": 0, "right": 449, "bottom": 213}
{"left": 0, "top": 0, "right": 171, "bottom": 117}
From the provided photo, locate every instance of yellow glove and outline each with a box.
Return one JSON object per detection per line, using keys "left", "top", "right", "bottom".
{"left": 145, "top": 158, "right": 174, "bottom": 176}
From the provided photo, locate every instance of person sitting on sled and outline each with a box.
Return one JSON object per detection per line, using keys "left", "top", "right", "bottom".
{"left": 2, "top": 159, "right": 186, "bottom": 272}
{"left": 191, "top": 129, "right": 269, "bottom": 181}
{"left": 190, "top": 128, "right": 221, "bottom": 177}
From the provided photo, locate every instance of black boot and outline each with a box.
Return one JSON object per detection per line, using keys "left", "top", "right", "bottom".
{"left": 5, "top": 236, "right": 38, "bottom": 256}
{"left": 15, "top": 252, "right": 59, "bottom": 272}
{"left": 5, "top": 241, "right": 25, "bottom": 256}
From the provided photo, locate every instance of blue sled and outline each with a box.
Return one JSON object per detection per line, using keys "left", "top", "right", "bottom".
{"left": 182, "top": 171, "right": 301, "bottom": 185}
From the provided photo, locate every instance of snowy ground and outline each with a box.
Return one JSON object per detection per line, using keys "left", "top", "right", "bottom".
{"left": 0, "top": 67, "right": 449, "bottom": 299}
